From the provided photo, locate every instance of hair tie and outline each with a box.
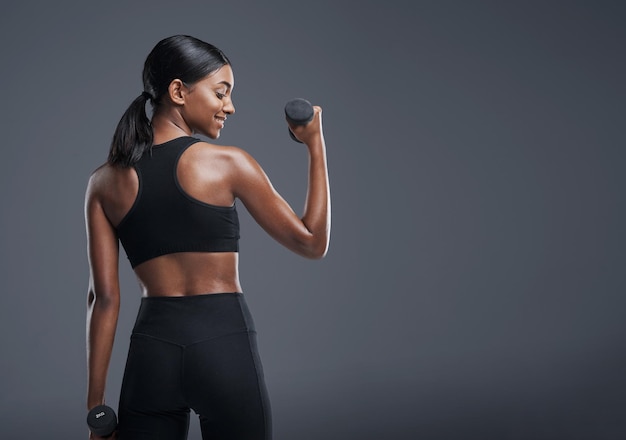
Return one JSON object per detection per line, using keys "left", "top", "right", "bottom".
{"left": 141, "top": 91, "right": 153, "bottom": 101}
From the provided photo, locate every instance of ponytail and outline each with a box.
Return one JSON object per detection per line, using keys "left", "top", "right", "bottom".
{"left": 107, "top": 92, "right": 153, "bottom": 167}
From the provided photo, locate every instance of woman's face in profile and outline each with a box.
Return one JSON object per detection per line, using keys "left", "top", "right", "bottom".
{"left": 182, "top": 64, "right": 235, "bottom": 139}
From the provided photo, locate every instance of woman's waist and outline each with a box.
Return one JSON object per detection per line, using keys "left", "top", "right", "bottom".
{"left": 132, "top": 292, "right": 256, "bottom": 345}
{"left": 134, "top": 252, "right": 242, "bottom": 296}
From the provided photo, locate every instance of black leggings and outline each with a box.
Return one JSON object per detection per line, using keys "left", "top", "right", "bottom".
{"left": 117, "top": 293, "right": 271, "bottom": 440}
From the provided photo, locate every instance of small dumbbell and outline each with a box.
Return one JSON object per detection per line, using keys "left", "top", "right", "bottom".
{"left": 87, "top": 404, "right": 118, "bottom": 437}
{"left": 284, "top": 98, "right": 314, "bottom": 143}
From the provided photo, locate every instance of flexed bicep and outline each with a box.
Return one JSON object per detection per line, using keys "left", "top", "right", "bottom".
{"left": 231, "top": 149, "right": 322, "bottom": 258}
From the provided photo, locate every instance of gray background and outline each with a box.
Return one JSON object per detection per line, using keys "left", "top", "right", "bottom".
{"left": 1, "top": 1, "right": 624, "bottom": 439}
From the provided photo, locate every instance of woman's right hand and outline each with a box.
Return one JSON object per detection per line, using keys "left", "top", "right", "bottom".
{"left": 286, "top": 105, "right": 323, "bottom": 146}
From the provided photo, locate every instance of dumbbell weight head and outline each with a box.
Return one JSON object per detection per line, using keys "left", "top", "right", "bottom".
{"left": 284, "top": 98, "right": 314, "bottom": 143}
{"left": 87, "top": 404, "right": 118, "bottom": 437}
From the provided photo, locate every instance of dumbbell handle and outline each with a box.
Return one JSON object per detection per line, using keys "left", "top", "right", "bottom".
{"left": 285, "top": 98, "right": 314, "bottom": 143}
{"left": 87, "top": 404, "right": 118, "bottom": 437}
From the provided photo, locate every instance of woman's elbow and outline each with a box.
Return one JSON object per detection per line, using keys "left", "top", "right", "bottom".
{"left": 308, "top": 249, "right": 328, "bottom": 260}
{"left": 297, "top": 236, "right": 330, "bottom": 260}
{"left": 87, "top": 287, "right": 120, "bottom": 310}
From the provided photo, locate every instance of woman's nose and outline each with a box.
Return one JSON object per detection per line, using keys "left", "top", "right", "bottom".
{"left": 224, "top": 98, "right": 235, "bottom": 115}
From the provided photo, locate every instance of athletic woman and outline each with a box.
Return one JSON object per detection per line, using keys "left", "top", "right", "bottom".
{"left": 85, "top": 35, "right": 330, "bottom": 440}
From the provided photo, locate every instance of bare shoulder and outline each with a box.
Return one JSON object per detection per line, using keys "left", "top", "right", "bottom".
{"left": 188, "top": 142, "right": 257, "bottom": 171}
{"left": 189, "top": 141, "right": 250, "bottom": 159}
{"left": 86, "top": 163, "right": 112, "bottom": 196}
{"left": 86, "top": 163, "right": 136, "bottom": 199}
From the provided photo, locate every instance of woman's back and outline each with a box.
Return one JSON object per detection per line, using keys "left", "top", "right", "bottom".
{"left": 91, "top": 138, "right": 243, "bottom": 296}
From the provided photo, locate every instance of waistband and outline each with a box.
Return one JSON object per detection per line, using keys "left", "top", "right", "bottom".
{"left": 132, "top": 292, "right": 255, "bottom": 346}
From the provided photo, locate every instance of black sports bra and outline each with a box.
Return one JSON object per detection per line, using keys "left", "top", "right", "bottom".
{"left": 116, "top": 137, "right": 240, "bottom": 268}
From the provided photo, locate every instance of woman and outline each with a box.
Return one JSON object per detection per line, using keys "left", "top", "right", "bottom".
{"left": 85, "top": 35, "right": 330, "bottom": 440}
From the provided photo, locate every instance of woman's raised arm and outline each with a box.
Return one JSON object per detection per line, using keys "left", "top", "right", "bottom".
{"left": 232, "top": 106, "right": 330, "bottom": 259}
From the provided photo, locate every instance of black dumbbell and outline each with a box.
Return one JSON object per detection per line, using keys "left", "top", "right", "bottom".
{"left": 87, "top": 404, "right": 118, "bottom": 437}
{"left": 284, "top": 98, "right": 314, "bottom": 143}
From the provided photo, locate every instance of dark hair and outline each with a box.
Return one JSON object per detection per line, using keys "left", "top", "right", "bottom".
{"left": 108, "top": 35, "right": 231, "bottom": 167}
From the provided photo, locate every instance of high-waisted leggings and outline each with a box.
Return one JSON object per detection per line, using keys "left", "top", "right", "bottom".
{"left": 117, "top": 293, "right": 272, "bottom": 440}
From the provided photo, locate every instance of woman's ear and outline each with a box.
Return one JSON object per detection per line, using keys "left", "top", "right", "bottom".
{"left": 167, "top": 79, "right": 187, "bottom": 105}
